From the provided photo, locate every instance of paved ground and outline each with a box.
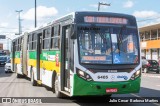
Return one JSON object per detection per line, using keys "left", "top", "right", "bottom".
{"left": 0, "top": 66, "right": 160, "bottom": 106}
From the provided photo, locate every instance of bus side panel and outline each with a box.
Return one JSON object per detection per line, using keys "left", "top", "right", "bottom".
{"left": 40, "top": 50, "right": 60, "bottom": 87}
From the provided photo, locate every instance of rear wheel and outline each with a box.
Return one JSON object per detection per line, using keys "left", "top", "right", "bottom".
{"left": 16, "top": 65, "right": 21, "bottom": 78}
{"left": 52, "top": 72, "right": 56, "bottom": 93}
{"left": 31, "top": 69, "right": 37, "bottom": 86}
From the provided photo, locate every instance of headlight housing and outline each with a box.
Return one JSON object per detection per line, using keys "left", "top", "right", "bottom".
{"left": 130, "top": 70, "right": 141, "bottom": 80}
{"left": 76, "top": 68, "right": 93, "bottom": 81}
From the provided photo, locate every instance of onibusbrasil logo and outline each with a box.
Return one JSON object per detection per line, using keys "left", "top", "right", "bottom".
{"left": 117, "top": 75, "right": 128, "bottom": 80}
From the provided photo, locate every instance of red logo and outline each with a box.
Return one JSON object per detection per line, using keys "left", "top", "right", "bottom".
{"left": 55, "top": 54, "right": 59, "bottom": 67}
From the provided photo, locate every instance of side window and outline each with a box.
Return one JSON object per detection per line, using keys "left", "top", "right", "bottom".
{"left": 28, "top": 34, "right": 32, "bottom": 50}
{"left": 32, "top": 33, "right": 37, "bottom": 50}
{"left": 15, "top": 37, "right": 22, "bottom": 51}
{"left": 43, "top": 28, "right": 51, "bottom": 49}
{"left": 51, "top": 25, "right": 60, "bottom": 49}
{"left": 15, "top": 40, "right": 18, "bottom": 51}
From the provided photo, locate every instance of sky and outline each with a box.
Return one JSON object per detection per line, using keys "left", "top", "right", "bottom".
{"left": 0, "top": 0, "right": 160, "bottom": 49}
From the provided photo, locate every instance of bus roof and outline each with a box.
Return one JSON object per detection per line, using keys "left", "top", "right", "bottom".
{"left": 75, "top": 11, "right": 134, "bottom": 17}
{"left": 28, "top": 11, "right": 136, "bottom": 32}
{"left": 12, "top": 11, "right": 137, "bottom": 41}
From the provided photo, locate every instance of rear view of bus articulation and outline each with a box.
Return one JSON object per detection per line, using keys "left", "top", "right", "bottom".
{"left": 11, "top": 11, "right": 141, "bottom": 97}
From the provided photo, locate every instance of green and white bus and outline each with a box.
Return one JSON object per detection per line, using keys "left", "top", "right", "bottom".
{"left": 11, "top": 11, "right": 141, "bottom": 97}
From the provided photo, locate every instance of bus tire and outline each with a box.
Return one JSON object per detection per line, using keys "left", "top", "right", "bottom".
{"left": 31, "top": 69, "right": 37, "bottom": 86}
{"left": 52, "top": 71, "right": 56, "bottom": 93}
{"left": 55, "top": 75, "right": 63, "bottom": 98}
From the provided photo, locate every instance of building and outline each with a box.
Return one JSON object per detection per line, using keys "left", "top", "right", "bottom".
{"left": 139, "top": 23, "right": 160, "bottom": 61}
{"left": 0, "top": 43, "right": 3, "bottom": 50}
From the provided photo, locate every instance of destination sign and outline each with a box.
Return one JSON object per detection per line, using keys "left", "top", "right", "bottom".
{"left": 82, "top": 56, "right": 106, "bottom": 61}
{"left": 84, "top": 16, "right": 128, "bottom": 24}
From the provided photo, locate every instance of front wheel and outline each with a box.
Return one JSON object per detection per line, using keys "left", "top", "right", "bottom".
{"left": 52, "top": 72, "right": 56, "bottom": 93}
{"left": 55, "top": 75, "right": 64, "bottom": 98}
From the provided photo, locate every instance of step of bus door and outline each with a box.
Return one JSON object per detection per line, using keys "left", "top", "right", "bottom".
{"left": 60, "top": 91, "right": 70, "bottom": 97}
{"left": 64, "top": 87, "right": 70, "bottom": 92}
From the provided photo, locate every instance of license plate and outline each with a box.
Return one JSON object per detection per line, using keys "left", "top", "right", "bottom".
{"left": 106, "top": 88, "right": 117, "bottom": 93}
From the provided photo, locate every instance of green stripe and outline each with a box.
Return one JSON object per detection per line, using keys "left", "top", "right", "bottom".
{"left": 41, "top": 50, "right": 61, "bottom": 62}
{"left": 28, "top": 50, "right": 61, "bottom": 62}
{"left": 15, "top": 52, "right": 20, "bottom": 58}
{"left": 29, "top": 51, "right": 37, "bottom": 59}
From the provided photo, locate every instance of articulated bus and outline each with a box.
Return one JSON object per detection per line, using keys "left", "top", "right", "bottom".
{"left": 11, "top": 11, "right": 141, "bottom": 97}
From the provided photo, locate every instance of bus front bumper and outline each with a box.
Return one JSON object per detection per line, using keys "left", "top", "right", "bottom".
{"left": 73, "top": 75, "right": 141, "bottom": 96}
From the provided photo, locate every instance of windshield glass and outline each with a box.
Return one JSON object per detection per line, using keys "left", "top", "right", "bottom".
{"left": 0, "top": 56, "right": 7, "bottom": 61}
{"left": 78, "top": 26, "right": 139, "bottom": 64}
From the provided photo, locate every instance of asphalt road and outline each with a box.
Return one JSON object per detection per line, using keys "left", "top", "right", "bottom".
{"left": 0, "top": 66, "right": 160, "bottom": 106}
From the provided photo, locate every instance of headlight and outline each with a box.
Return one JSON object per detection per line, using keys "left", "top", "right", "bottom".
{"left": 78, "top": 70, "right": 85, "bottom": 76}
{"left": 76, "top": 68, "right": 93, "bottom": 81}
{"left": 130, "top": 70, "right": 141, "bottom": 80}
{"left": 135, "top": 70, "right": 140, "bottom": 76}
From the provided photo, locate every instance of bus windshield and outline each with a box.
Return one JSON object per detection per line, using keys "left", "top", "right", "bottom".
{"left": 78, "top": 26, "right": 139, "bottom": 64}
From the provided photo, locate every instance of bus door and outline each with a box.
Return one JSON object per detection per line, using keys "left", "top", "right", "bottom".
{"left": 61, "top": 25, "right": 71, "bottom": 92}
{"left": 20, "top": 38, "right": 23, "bottom": 72}
{"left": 22, "top": 33, "right": 28, "bottom": 75}
{"left": 12, "top": 42, "right": 16, "bottom": 72}
{"left": 36, "top": 33, "right": 42, "bottom": 80}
